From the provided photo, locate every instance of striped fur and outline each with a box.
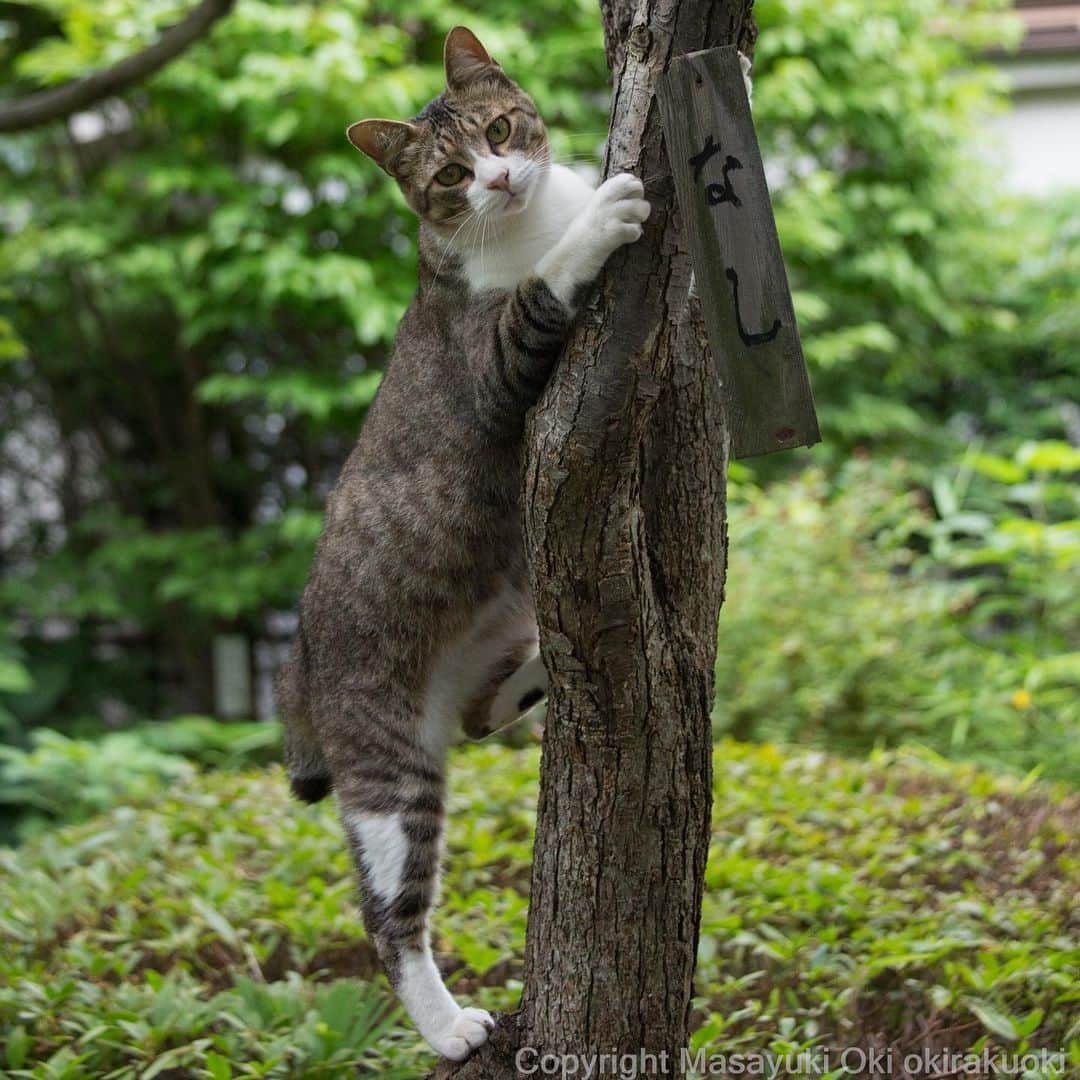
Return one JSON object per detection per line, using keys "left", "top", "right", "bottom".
{"left": 276, "top": 26, "right": 649, "bottom": 1062}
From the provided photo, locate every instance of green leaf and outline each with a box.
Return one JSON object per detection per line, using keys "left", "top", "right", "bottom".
{"left": 1017, "top": 440, "right": 1080, "bottom": 474}
{"left": 967, "top": 453, "right": 1025, "bottom": 485}
{"left": 965, "top": 998, "right": 1020, "bottom": 1041}
{"left": 5, "top": 1025, "right": 30, "bottom": 1068}
{"left": 932, "top": 473, "right": 958, "bottom": 518}
{"left": 0, "top": 655, "right": 32, "bottom": 694}
{"left": 206, "top": 1052, "right": 233, "bottom": 1080}
{"left": 191, "top": 897, "right": 239, "bottom": 946}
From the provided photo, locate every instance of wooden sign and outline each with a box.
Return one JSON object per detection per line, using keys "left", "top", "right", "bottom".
{"left": 657, "top": 46, "right": 820, "bottom": 459}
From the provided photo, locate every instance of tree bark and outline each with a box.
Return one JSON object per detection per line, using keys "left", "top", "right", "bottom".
{"left": 0, "top": 0, "right": 234, "bottom": 133}
{"left": 434, "top": 1, "right": 754, "bottom": 1075}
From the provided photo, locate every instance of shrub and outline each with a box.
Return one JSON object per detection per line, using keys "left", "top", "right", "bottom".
{"left": 134, "top": 715, "right": 282, "bottom": 769}
{"left": 0, "top": 729, "right": 193, "bottom": 843}
{"left": 715, "top": 460, "right": 1080, "bottom": 782}
{"left": 917, "top": 440, "right": 1079, "bottom": 658}
{"left": 0, "top": 718, "right": 282, "bottom": 842}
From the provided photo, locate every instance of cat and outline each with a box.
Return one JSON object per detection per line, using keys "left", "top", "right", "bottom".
{"left": 275, "top": 26, "right": 651, "bottom": 1061}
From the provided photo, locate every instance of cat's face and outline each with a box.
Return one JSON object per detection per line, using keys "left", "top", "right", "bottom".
{"left": 347, "top": 28, "right": 549, "bottom": 237}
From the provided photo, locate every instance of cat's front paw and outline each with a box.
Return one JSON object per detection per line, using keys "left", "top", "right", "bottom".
{"left": 587, "top": 172, "right": 651, "bottom": 254}
{"left": 536, "top": 172, "right": 650, "bottom": 307}
{"left": 429, "top": 1006, "right": 494, "bottom": 1061}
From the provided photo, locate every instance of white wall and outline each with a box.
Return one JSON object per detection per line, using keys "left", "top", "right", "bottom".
{"left": 990, "top": 55, "right": 1080, "bottom": 194}
{"left": 990, "top": 89, "right": 1080, "bottom": 193}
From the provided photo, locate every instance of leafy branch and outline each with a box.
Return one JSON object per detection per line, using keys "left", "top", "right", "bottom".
{"left": 0, "top": 0, "right": 235, "bottom": 133}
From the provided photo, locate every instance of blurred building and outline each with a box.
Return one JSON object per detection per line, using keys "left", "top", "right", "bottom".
{"left": 992, "top": 0, "right": 1080, "bottom": 192}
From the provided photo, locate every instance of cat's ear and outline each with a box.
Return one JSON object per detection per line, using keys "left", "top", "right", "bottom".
{"left": 346, "top": 119, "right": 418, "bottom": 174}
{"left": 444, "top": 26, "right": 501, "bottom": 88}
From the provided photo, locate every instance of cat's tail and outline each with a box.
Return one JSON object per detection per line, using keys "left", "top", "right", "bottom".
{"left": 276, "top": 638, "right": 332, "bottom": 803}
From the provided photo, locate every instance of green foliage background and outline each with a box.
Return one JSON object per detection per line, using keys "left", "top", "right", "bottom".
{"left": 0, "top": 0, "right": 1077, "bottom": 791}
{"left": 0, "top": 0, "right": 1075, "bottom": 778}
{"left": 0, "top": 0, "right": 611, "bottom": 729}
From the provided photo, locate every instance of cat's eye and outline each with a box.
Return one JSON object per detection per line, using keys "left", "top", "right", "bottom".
{"left": 434, "top": 163, "right": 468, "bottom": 186}
{"left": 486, "top": 116, "right": 511, "bottom": 145}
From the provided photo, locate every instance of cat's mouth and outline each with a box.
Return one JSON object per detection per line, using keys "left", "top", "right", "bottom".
{"left": 494, "top": 185, "right": 531, "bottom": 216}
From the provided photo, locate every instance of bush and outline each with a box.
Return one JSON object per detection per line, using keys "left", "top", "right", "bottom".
{"left": 0, "top": 718, "right": 282, "bottom": 842}
{"left": 0, "top": 0, "right": 610, "bottom": 724}
{"left": 0, "top": 729, "right": 193, "bottom": 844}
{"left": 0, "top": 623, "right": 33, "bottom": 737}
{"left": 134, "top": 715, "right": 282, "bottom": 769}
{"left": 715, "top": 459, "right": 1080, "bottom": 783}
{"left": 1, "top": 743, "right": 1077, "bottom": 1076}
{"left": 917, "top": 440, "right": 1079, "bottom": 659}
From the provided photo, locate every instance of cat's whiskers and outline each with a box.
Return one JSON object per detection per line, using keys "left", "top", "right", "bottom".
{"left": 545, "top": 150, "right": 603, "bottom": 167}
{"left": 431, "top": 217, "right": 472, "bottom": 286}
{"left": 438, "top": 147, "right": 601, "bottom": 292}
{"left": 547, "top": 151, "right": 600, "bottom": 163}
{"left": 478, "top": 214, "right": 490, "bottom": 279}
{"left": 523, "top": 148, "right": 559, "bottom": 173}
{"left": 455, "top": 211, "right": 486, "bottom": 262}
{"left": 431, "top": 209, "right": 480, "bottom": 287}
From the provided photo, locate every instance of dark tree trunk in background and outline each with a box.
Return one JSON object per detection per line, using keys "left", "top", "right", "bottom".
{"left": 435, "top": 1, "right": 756, "bottom": 1075}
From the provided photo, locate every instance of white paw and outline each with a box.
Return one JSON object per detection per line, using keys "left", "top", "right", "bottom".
{"left": 536, "top": 172, "right": 650, "bottom": 306}
{"left": 588, "top": 172, "right": 651, "bottom": 251}
{"left": 429, "top": 1006, "right": 494, "bottom": 1061}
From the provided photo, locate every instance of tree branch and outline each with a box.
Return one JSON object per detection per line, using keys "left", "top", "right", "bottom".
{"left": 0, "top": 0, "right": 235, "bottom": 134}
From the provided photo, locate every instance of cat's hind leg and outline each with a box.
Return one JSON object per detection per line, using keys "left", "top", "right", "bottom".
{"left": 487, "top": 651, "right": 548, "bottom": 735}
{"left": 328, "top": 722, "right": 493, "bottom": 1061}
{"left": 459, "top": 638, "right": 545, "bottom": 739}
{"left": 435, "top": 584, "right": 543, "bottom": 740}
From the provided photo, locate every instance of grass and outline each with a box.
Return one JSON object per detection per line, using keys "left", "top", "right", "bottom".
{"left": 1, "top": 740, "right": 1078, "bottom": 1078}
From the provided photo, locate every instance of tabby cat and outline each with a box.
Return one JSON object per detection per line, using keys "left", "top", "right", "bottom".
{"left": 275, "top": 26, "right": 651, "bottom": 1060}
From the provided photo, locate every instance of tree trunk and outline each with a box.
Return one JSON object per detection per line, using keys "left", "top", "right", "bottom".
{"left": 435, "top": 0, "right": 755, "bottom": 1075}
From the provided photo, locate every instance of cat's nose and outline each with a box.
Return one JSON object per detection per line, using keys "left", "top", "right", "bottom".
{"left": 486, "top": 169, "right": 512, "bottom": 193}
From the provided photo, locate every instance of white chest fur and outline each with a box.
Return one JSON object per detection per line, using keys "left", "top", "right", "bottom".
{"left": 459, "top": 164, "right": 595, "bottom": 293}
